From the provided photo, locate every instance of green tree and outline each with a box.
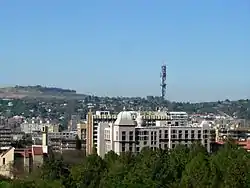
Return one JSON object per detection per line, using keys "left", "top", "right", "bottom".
{"left": 210, "top": 142, "right": 250, "bottom": 188}
{"left": 41, "top": 154, "right": 69, "bottom": 181}
{"left": 181, "top": 153, "right": 211, "bottom": 188}
{"left": 70, "top": 153, "right": 106, "bottom": 188}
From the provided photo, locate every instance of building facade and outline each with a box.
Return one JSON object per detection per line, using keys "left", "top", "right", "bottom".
{"left": 20, "top": 120, "right": 59, "bottom": 134}
{"left": 68, "top": 115, "right": 80, "bottom": 131}
{"left": 97, "top": 111, "right": 212, "bottom": 158}
{"left": 0, "top": 126, "right": 12, "bottom": 149}
{"left": 0, "top": 147, "right": 14, "bottom": 178}
{"left": 86, "top": 110, "right": 188, "bottom": 155}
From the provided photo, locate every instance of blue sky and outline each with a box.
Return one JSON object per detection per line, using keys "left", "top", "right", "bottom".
{"left": 0, "top": 0, "right": 249, "bottom": 102}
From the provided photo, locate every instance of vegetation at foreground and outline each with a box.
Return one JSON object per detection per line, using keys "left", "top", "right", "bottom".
{"left": 0, "top": 142, "right": 250, "bottom": 188}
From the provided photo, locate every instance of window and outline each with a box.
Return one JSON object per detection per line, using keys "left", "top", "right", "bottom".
{"left": 122, "top": 143, "right": 126, "bottom": 152}
{"left": 165, "top": 133, "right": 168, "bottom": 139}
{"left": 164, "top": 143, "right": 168, "bottom": 149}
{"left": 178, "top": 130, "right": 182, "bottom": 139}
{"left": 191, "top": 130, "right": 195, "bottom": 139}
{"left": 198, "top": 133, "right": 201, "bottom": 139}
{"left": 3, "top": 158, "right": 5, "bottom": 165}
{"left": 122, "top": 131, "right": 126, "bottom": 141}
{"left": 151, "top": 132, "right": 154, "bottom": 140}
{"left": 129, "top": 131, "right": 133, "bottom": 141}
{"left": 129, "top": 143, "right": 133, "bottom": 152}
{"left": 164, "top": 130, "right": 168, "bottom": 139}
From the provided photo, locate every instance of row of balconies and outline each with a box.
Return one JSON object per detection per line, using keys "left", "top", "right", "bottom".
{"left": 137, "top": 135, "right": 209, "bottom": 141}
{"left": 92, "top": 115, "right": 171, "bottom": 120}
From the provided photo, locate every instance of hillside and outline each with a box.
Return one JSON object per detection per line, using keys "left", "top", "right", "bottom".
{"left": 0, "top": 85, "right": 86, "bottom": 99}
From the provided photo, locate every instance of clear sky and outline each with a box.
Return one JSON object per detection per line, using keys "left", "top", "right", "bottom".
{"left": 0, "top": 0, "right": 249, "bottom": 102}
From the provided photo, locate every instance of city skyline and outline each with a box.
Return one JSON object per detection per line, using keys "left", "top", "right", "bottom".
{"left": 1, "top": 0, "right": 249, "bottom": 102}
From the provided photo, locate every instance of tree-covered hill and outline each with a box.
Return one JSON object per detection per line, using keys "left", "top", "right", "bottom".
{"left": 14, "top": 85, "right": 77, "bottom": 94}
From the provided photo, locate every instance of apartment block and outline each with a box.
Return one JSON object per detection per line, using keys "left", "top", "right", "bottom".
{"left": 97, "top": 111, "right": 212, "bottom": 157}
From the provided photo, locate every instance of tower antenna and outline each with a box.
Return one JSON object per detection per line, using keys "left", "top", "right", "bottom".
{"left": 160, "top": 62, "right": 167, "bottom": 100}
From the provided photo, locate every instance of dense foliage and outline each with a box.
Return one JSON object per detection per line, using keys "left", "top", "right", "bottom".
{"left": 2, "top": 142, "right": 250, "bottom": 188}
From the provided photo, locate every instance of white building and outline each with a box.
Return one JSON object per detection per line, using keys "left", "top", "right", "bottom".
{"left": 87, "top": 110, "right": 187, "bottom": 150}
{"left": 169, "top": 111, "right": 188, "bottom": 126}
{"left": 97, "top": 111, "right": 211, "bottom": 158}
{"left": 20, "top": 120, "right": 58, "bottom": 134}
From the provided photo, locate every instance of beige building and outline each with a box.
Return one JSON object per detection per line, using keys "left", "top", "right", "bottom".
{"left": 77, "top": 122, "right": 87, "bottom": 140}
{"left": 0, "top": 147, "right": 14, "bottom": 178}
{"left": 21, "top": 120, "right": 59, "bottom": 134}
{"left": 48, "top": 124, "right": 59, "bottom": 133}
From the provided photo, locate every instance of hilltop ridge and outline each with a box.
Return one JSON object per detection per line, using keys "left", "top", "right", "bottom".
{"left": 0, "top": 85, "right": 85, "bottom": 99}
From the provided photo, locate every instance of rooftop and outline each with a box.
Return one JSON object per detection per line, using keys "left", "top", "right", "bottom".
{"left": 114, "top": 111, "right": 137, "bottom": 126}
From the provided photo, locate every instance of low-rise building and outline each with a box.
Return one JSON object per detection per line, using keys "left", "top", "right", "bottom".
{"left": 14, "top": 145, "right": 45, "bottom": 176}
{"left": 48, "top": 131, "right": 78, "bottom": 151}
{"left": 20, "top": 120, "right": 59, "bottom": 134}
{"left": 0, "top": 147, "right": 14, "bottom": 178}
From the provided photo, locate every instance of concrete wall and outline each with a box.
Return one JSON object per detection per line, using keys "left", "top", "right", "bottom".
{"left": 0, "top": 147, "right": 14, "bottom": 178}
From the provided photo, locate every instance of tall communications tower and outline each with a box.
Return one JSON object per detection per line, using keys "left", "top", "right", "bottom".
{"left": 160, "top": 63, "right": 167, "bottom": 99}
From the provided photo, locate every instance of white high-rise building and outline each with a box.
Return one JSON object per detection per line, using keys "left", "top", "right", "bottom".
{"left": 87, "top": 110, "right": 188, "bottom": 150}
{"left": 97, "top": 111, "right": 211, "bottom": 158}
